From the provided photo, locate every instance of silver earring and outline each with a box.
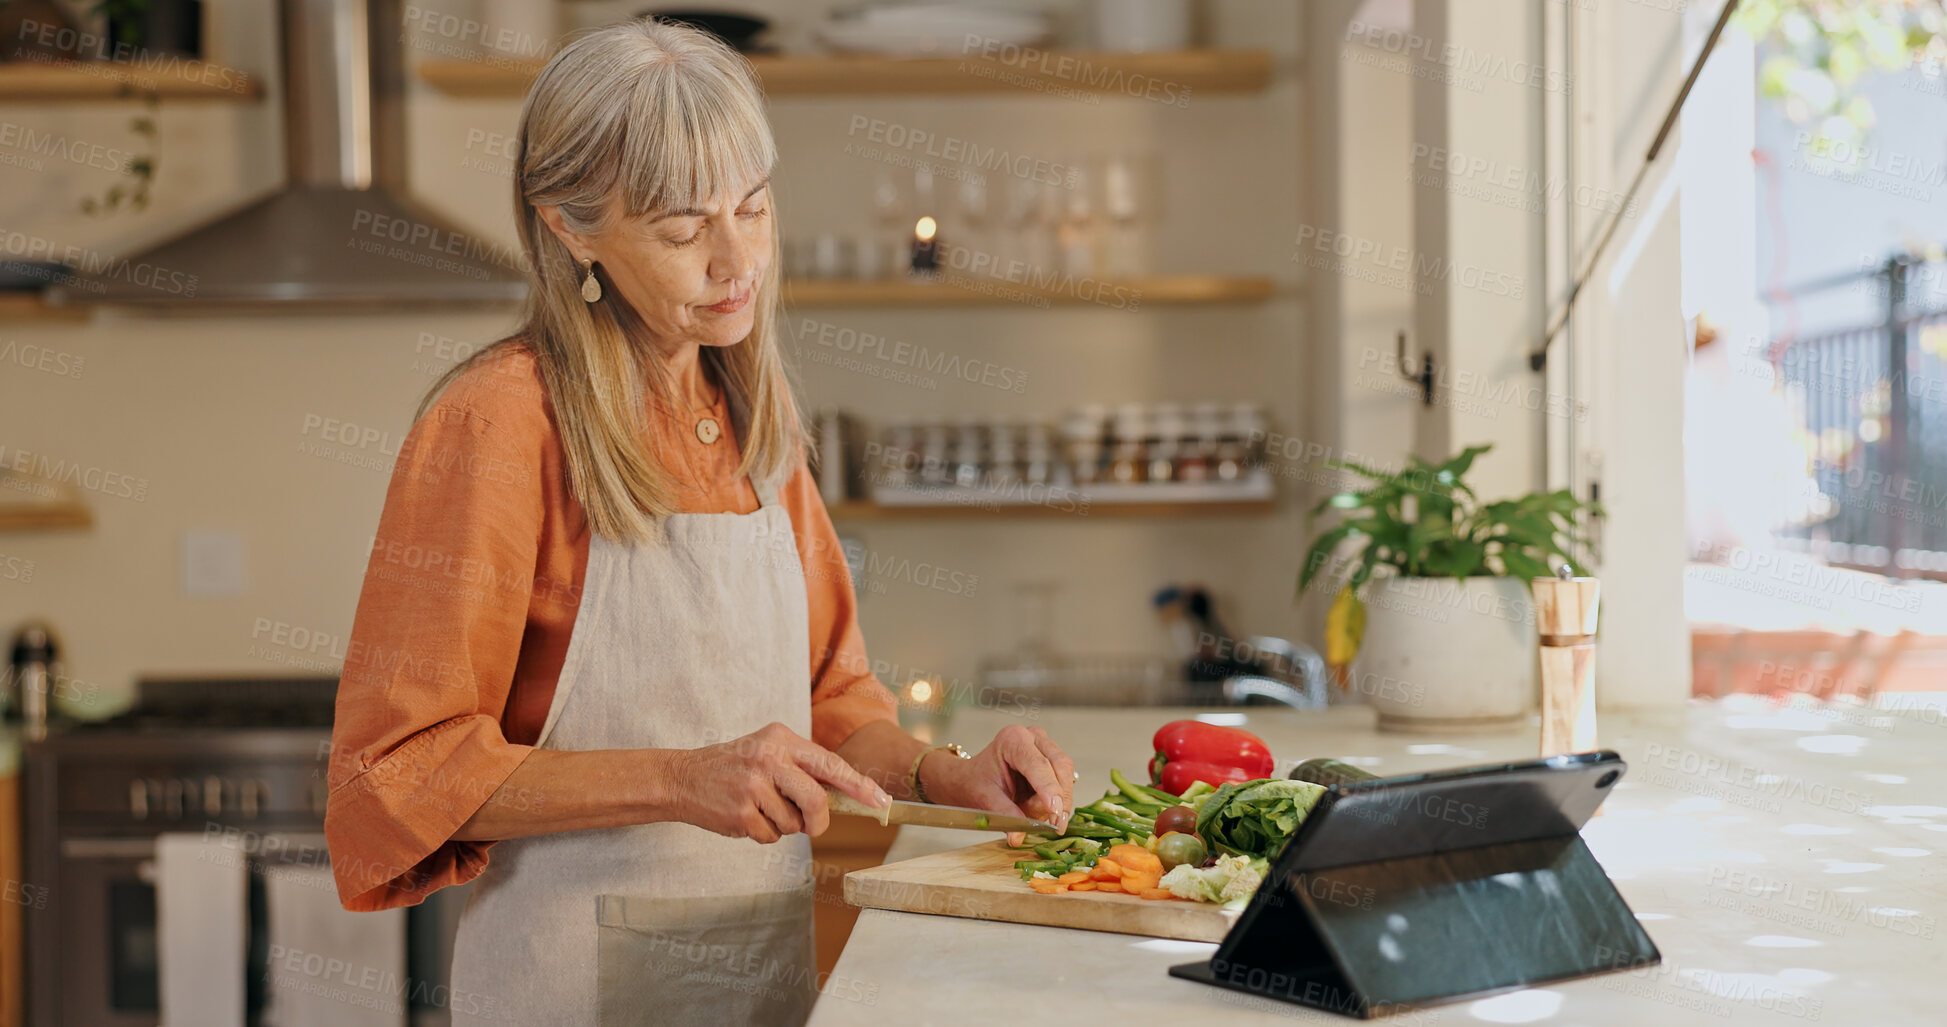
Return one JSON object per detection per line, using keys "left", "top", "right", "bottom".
{"left": 580, "top": 257, "right": 602, "bottom": 303}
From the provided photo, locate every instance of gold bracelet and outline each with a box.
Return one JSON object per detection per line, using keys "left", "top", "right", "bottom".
{"left": 908, "top": 743, "right": 968, "bottom": 804}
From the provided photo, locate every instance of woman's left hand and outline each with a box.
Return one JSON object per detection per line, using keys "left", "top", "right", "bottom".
{"left": 921, "top": 724, "right": 1077, "bottom": 845}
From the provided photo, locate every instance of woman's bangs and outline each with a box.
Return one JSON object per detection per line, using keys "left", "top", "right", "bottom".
{"left": 618, "top": 65, "right": 776, "bottom": 219}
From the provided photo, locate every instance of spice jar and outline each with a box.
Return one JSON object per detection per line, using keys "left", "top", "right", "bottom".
{"left": 1022, "top": 423, "right": 1055, "bottom": 486}
{"left": 878, "top": 423, "right": 917, "bottom": 487}
{"left": 950, "top": 418, "right": 984, "bottom": 488}
{"left": 1147, "top": 405, "right": 1183, "bottom": 482}
{"left": 1108, "top": 404, "right": 1147, "bottom": 484}
{"left": 989, "top": 421, "right": 1021, "bottom": 486}
{"left": 918, "top": 423, "right": 950, "bottom": 486}
{"left": 1062, "top": 405, "right": 1107, "bottom": 485}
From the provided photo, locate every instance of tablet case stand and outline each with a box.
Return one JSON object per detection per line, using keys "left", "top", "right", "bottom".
{"left": 1169, "top": 762, "right": 1660, "bottom": 1018}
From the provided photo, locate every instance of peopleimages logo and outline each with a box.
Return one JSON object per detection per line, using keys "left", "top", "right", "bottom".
{"left": 0, "top": 227, "right": 198, "bottom": 296}
{"left": 845, "top": 116, "right": 1080, "bottom": 188}
{"left": 958, "top": 36, "right": 1192, "bottom": 107}
{"left": 796, "top": 318, "right": 1029, "bottom": 394}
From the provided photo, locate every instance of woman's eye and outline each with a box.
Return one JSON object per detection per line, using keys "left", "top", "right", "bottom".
{"left": 667, "top": 233, "right": 700, "bottom": 248}
{"left": 738, "top": 206, "right": 768, "bottom": 221}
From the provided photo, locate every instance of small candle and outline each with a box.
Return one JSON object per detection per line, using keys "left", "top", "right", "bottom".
{"left": 910, "top": 216, "right": 940, "bottom": 274}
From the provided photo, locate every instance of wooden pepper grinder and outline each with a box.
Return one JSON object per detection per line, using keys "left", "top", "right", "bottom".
{"left": 1534, "top": 567, "right": 1600, "bottom": 755}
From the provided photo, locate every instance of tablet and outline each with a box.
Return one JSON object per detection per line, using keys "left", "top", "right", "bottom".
{"left": 1168, "top": 751, "right": 1660, "bottom": 1019}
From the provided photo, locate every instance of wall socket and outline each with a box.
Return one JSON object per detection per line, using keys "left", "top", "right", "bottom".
{"left": 181, "top": 530, "right": 246, "bottom": 597}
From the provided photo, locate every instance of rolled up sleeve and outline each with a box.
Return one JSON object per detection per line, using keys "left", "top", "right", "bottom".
{"left": 779, "top": 465, "right": 901, "bottom": 750}
{"left": 324, "top": 402, "right": 542, "bottom": 911}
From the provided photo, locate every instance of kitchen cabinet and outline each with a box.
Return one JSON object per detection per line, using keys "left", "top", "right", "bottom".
{"left": 808, "top": 814, "right": 898, "bottom": 982}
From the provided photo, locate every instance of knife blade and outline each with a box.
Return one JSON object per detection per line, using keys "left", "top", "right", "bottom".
{"left": 825, "top": 788, "right": 1058, "bottom": 834}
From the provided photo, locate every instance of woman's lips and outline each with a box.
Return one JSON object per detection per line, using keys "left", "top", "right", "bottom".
{"left": 704, "top": 290, "right": 750, "bottom": 314}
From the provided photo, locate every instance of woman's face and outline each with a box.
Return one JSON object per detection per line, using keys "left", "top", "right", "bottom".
{"left": 547, "top": 177, "right": 773, "bottom": 353}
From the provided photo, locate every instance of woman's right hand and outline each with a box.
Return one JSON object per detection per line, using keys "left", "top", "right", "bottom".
{"left": 670, "top": 722, "right": 889, "bottom": 843}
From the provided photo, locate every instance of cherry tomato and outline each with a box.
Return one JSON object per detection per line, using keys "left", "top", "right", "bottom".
{"left": 1154, "top": 805, "right": 1198, "bottom": 837}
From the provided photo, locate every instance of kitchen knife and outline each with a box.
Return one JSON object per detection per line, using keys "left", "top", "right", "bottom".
{"left": 826, "top": 788, "right": 1058, "bottom": 834}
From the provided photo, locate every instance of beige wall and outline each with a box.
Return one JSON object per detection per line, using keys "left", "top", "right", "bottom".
{"left": 0, "top": 1, "right": 1309, "bottom": 715}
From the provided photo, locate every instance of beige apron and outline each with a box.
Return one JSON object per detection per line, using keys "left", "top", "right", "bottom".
{"left": 450, "top": 398, "right": 818, "bottom": 1027}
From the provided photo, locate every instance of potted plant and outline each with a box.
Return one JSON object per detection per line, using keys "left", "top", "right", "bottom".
{"left": 93, "top": 0, "right": 204, "bottom": 60}
{"left": 1299, "top": 444, "right": 1599, "bottom": 731}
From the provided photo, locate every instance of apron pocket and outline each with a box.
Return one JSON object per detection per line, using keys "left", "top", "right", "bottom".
{"left": 595, "top": 880, "right": 817, "bottom": 1027}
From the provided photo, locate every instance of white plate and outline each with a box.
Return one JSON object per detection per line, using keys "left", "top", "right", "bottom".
{"left": 818, "top": 4, "right": 1052, "bottom": 56}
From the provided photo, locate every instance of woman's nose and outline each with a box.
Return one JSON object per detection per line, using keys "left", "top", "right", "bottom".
{"left": 708, "top": 220, "right": 760, "bottom": 284}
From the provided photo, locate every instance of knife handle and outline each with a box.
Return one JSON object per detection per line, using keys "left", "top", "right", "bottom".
{"left": 825, "top": 787, "right": 891, "bottom": 826}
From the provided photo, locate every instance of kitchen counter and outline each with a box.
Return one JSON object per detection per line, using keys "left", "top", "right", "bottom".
{"left": 810, "top": 701, "right": 1944, "bottom": 1025}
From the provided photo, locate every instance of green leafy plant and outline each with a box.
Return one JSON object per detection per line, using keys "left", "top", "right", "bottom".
{"left": 92, "top": 0, "right": 154, "bottom": 51}
{"left": 1298, "top": 444, "right": 1600, "bottom": 666}
{"left": 80, "top": 89, "right": 157, "bottom": 216}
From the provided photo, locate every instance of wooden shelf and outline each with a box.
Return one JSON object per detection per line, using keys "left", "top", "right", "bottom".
{"left": 0, "top": 466, "right": 94, "bottom": 532}
{"left": 783, "top": 275, "right": 1273, "bottom": 308}
{"left": 0, "top": 59, "right": 262, "bottom": 100}
{"left": 418, "top": 49, "right": 1273, "bottom": 98}
{"left": 0, "top": 294, "right": 89, "bottom": 322}
{"left": 0, "top": 502, "right": 92, "bottom": 532}
{"left": 829, "top": 499, "right": 1275, "bottom": 521}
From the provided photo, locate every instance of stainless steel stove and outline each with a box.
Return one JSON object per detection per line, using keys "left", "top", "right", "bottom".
{"left": 21, "top": 675, "right": 454, "bottom": 1026}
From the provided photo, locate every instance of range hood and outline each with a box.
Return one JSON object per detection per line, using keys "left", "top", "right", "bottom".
{"left": 49, "top": 0, "right": 527, "bottom": 309}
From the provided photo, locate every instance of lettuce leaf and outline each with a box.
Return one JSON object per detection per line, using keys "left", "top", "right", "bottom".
{"left": 1195, "top": 778, "right": 1327, "bottom": 859}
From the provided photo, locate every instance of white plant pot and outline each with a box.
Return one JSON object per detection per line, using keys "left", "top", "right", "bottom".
{"left": 1353, "top": 575, "right": 1538, "bottom": 732}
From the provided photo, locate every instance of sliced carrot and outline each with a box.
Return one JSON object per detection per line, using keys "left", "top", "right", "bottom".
{"left": 1109, "top": 844, "right": 1164, "bottom": 874}
{"left": 1069, "top": 881, "right": 1098, "bottom": 891}
{"left": 1029, "top": 878, "right": 1066, "bottom": 894}
{"left": 1095, "top": 881, "right": 1125, "bottom": 893}
{"left": 1120, "top": 874, "right": 1160, "bottom": 894}
{"left": 1056, "top": 871, "right": 1091, "bottom": 886}
{"left": 1139, "top": 888, "right": 1178, "bottom": 900}
{"left": 1088, "top": 858, "right": 1125, "bottom": 881}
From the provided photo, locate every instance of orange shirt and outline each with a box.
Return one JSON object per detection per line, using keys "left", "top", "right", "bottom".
{"left": 322, "top": 343, "right": 898, "bottom": 911}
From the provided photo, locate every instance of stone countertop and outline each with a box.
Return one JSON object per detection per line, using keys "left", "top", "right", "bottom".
{"left": 809, "top": 701, "right": 1944, "bottom": 1025}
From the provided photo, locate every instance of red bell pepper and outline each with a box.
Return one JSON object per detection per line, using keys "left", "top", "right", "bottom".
{"left": 1149, "top": 719, "right": 1275, "bottom": 794}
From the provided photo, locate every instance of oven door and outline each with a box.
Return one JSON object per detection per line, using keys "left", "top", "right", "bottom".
{"left": 51, "top": 836, "right": 210, "bottom": 1027}
{"left": 47, "top": 833, "right": 441, "bottom": 1027}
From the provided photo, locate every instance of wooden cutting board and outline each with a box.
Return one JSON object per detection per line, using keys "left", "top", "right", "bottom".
{"left": 843, "top": 840, "right": 1239, "bottom": 942}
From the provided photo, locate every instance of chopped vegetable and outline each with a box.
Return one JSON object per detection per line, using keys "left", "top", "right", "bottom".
{"left": 1177, "top": 780, "right": 1218, "bottom": 807}
{"left": 1057, "top": 871, "right": 1091, "bottom": 886}
{"left": 1157, "top": 853, "right": 1268, "bottom": 906}
{"left": 1138, "top": 888, "right": 1177, "bottom": 901}
{"left": 1070, "top": 881, "right": 1098, "bottom": 891}
{"left": 1154, "top": 831, "right": 1207, "bottom": 871}
{"left": 1029, "top": 878, "right": 1066, "bottom": 894}
{"left": 1196, "top": 778, "right": 1328, "bottom": 859}
{"left": 1088, "top": 858, "right": 1124, "bottom": 881}
{"left": 1154, "top": 805, "right": 1198, "bottom": 836}
{"left": 1150, "top": 720, "right": 1275, "bottom": 793}
{"left": 1120, "top": 873, "right": 1160, "bottom": 894}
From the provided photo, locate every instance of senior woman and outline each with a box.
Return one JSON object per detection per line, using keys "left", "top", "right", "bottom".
{"left": 323, "top": 19, "right": 1075, "bottom": 1026}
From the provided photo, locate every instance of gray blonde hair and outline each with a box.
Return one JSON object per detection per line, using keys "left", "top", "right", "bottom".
{"left": 419, "top": 18, "right": 802, "bottom": 543}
